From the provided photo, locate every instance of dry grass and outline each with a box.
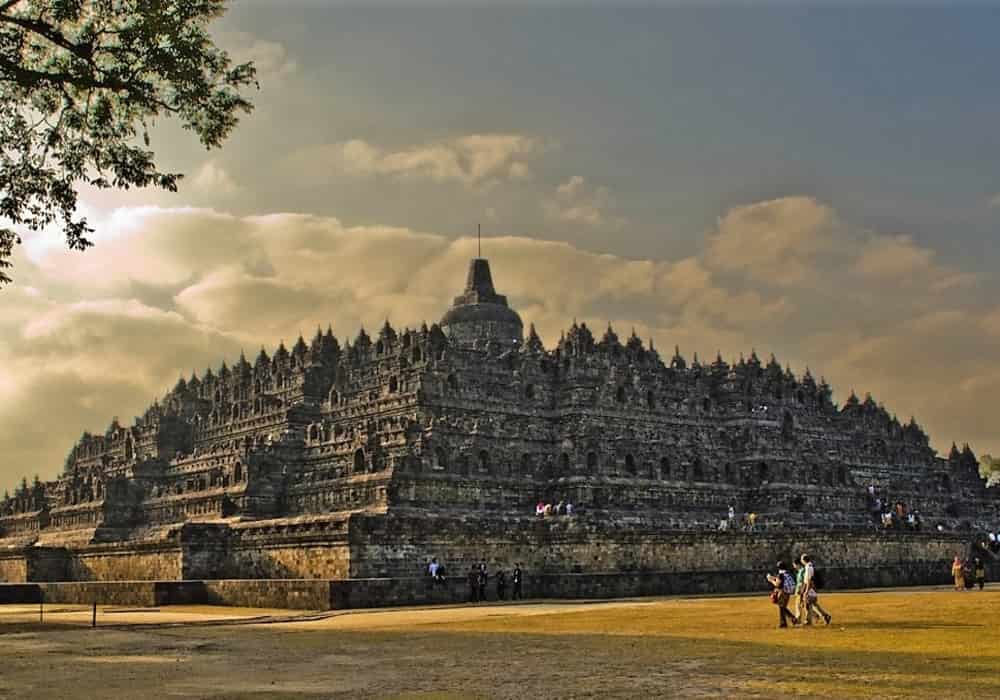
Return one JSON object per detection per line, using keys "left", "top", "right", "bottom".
{"left": 1, "top": 588, "right": 998, "bottom": 699}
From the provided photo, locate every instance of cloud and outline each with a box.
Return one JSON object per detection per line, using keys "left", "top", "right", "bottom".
{"left": 222, "top": 32, "right": 298, "bottom": 80}
{"left": 989, "top": 193, "right": 1000, "bottom": 209}
{"left": 543, "top": 176, "right": 621, "bottom": 228}
{"left": 191, "top": 161, "right": 240, "bottom": 196}
{"left": 705, "top": 196, "right": 839, "bottom": 287}
{"left": 2, "top": 195, "right": 997, "bottom": 490}
{"left": 288, "top": 133, "right": 544, "bottom": 188}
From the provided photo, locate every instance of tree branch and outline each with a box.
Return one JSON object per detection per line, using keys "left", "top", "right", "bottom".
{"left": 0, "top": 14, "right": 95, "bottom": 62}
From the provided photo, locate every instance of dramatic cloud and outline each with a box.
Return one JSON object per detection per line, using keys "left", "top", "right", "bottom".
{"left": 705, "top": 196, "right": 840, "bottom": 287}
{"left": 1, "top": 196, "right": 996, "bottom": 489}
{"left": 853, "top": 234, "right": 975, "bottom": 290}
{"left": 289, "top": 133, "right": 544, "bottom": 188}
{"left": 543, "top": 176, "right": 621, "bottom": 228}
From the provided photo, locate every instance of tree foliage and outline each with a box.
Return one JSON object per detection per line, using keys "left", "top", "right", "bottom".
{"left": 0, "top": 0, "right": 256, "bottom": 285}
{"left": 979, "top": 453, "right": 1000, "bottom": 487}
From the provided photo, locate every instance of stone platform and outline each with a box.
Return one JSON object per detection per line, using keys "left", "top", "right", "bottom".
{"left": 2, "top": 527, "right": 994, "bottom": 611}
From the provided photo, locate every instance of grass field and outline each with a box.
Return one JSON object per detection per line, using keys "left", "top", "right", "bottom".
{"left": 1, "top": 587, "right": 998, "bottom": 699}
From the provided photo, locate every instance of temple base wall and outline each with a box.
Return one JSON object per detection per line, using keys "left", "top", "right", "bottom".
{"left": 1, "top": 513, "right": 993, "bottom": 610}
{"left": 346, "top": 513, "right": 974, "bottom": 581}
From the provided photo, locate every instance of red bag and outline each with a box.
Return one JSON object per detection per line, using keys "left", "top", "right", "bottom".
{"left": 770, "top": 588, "right": 782, "bottom": 605}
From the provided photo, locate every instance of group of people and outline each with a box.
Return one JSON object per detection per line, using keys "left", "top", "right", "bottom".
{"left": 867, "top": 485, "right": 923, "bottom": 531}
{"left": 466, "top": 560, "right": 523, "bottom": 602}
{"left": 766, "top": 553, "right": 833, "bottom": 628}
{"left": 951, "top": 556, "right": 987, "bottom": 590}
{"left": 718, "top": 505, "right": 757, "bottom": 532}
{"left": 426, "top": 558, "right": 525, "bottom": 602}
{"left": 535, "top": 500, "right": 574, "bottom": 517}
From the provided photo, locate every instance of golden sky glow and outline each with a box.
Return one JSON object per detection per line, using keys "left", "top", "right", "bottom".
{"left": 2, "top": 6, "right": 999, "bottom": 488}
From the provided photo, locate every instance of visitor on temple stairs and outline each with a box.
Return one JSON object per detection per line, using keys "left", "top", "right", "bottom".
{"left": 536, "top": 501, "right": 545, "bottom": 516}
{"left": 512, "top": 563, "right": 523, "bottom": 600}
{"left": 951, "top": 556, "right": 965, "bottom": 591}
{"left": 496, "top": 568, "right": 507, "bottom": 600}
{"left": 468, "top": 565, "right": 480, "bottom": 603}
{"left": 766, "top": 561, "right": 799, "bottom": 628}
{"left": 800, "top": 554, "right": 832, "bottom": 625}
{"left": 478, "top": 559, "right": 489, "bottom": 601}
{"left": 565, "top": 502, "right": 574, "bottom": 516}
{"left": 974, "top": 557, "right": 986, "bottom": 590}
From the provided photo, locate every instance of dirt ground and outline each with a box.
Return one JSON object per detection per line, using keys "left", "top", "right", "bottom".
{"left": 1, "top": 587, "right": 999, "bottom": 699}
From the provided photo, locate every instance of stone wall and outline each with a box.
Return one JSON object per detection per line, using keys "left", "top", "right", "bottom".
{"left": 62, "top": 545, "right": 183, "bottom": 581}
{"left": 4, "top": 554, "right": 998, "bottom": 611}
{"left": 348, "top": 512, "right": 976, "bottom": 583}
{"left": 0, "top": 549, "right": 28, "bottom": 582}
{"left": 161, "top": 579, "right": 332, "bottom": 609}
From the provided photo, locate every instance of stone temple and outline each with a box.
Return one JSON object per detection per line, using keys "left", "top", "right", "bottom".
{"left": 1, "top": 258, "right": 997, "bottom": 603}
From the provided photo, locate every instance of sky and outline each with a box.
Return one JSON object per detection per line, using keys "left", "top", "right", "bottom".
{"left": 2, "top": 2, "right": 1000, "bottom": 490}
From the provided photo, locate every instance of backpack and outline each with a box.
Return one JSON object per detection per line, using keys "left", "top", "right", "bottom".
{"left": 781, "top": 571, "right": 796, "bottom": 595}
{"left": 812, "top": 568, "right": 825, "bottom": 590}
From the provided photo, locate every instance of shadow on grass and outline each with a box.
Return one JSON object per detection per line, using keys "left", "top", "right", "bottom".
{"left": 283, "top": 627, "right": 1000, "bottom": 699}
{"left": 839, "top": 621, "right": 986, "bottom": 630}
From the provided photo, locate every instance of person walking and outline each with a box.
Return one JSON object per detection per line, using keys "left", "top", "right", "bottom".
{"left": 766, "top": 561, "right": 799, "bottom": 628}
{"left": 495, "top": 568, "right": 507, "bottom": 600}
{"left": 791, "top": 560, "right": 806, "bottom": 622}
{"left": 974, "top": 558, "right": 986, "bottom": 590}
{"left": 952, "top": 556, "right": 965, "bottom": 591}
{"left": 800, "top": 554, "right": 832, "bottom": 625}
{"left": 511, "top": 563, "right": 523, "bottom": 600}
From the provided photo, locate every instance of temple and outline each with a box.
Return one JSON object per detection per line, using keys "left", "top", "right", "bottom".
{"left": 1, "top": 258, "right": 997, "bottom": 593}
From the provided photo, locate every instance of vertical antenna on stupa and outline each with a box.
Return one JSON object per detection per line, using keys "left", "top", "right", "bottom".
{"left": 478, "top": 223, "right": 481, "bottom": 258}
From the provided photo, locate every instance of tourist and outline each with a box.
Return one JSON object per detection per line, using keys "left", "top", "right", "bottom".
{"left": 974, "top": 557, "right": 986, "bottom": 590}
{"left": 536, "top": 501, "right": 545, "bottom": 516}
{"left": 428, "top": 557, "right": 439, "bottom": 579}
{"left": 747, "top": 512, "right": 757, "bottom": 533}
{"left": 565, "top": 502, "right": 574, "bottom": 516}
{"left": 478, "top": 559, "right": 488, "bottom": 601}
{"left": 728, "top": 504, "right": 736, "bottom": 523}
{"left": 543, "top": 502, "right": 553, "bottom": 517}
{"left": 766, "top": 560, "right": 799, "bottom": 628}
{"left": 512, "top": 563, "right": 523, "bottom": 600}
{"left": 951, "top": 556, "right": 965, "bottom": 591}
{"left": 555, "top": 500, "right": 565, "bottom": 515}
{"left": 791, "top": 560, "right": 805, "bottom": 621}
{"left": 800, "top": 554, "right": 832, "bottom": 625}
{"left": 496, "top": 568, "right": 507, "bottom": 600}
{"left": 468, "top": 565, "right": 480, "bottom": 603}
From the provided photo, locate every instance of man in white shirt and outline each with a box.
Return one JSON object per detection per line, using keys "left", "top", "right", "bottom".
{"left": 428, "top": 558, "right": 439, "bottom": 579}
{"left": 800, "top": 553, "right": 832, "bottom": 625}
